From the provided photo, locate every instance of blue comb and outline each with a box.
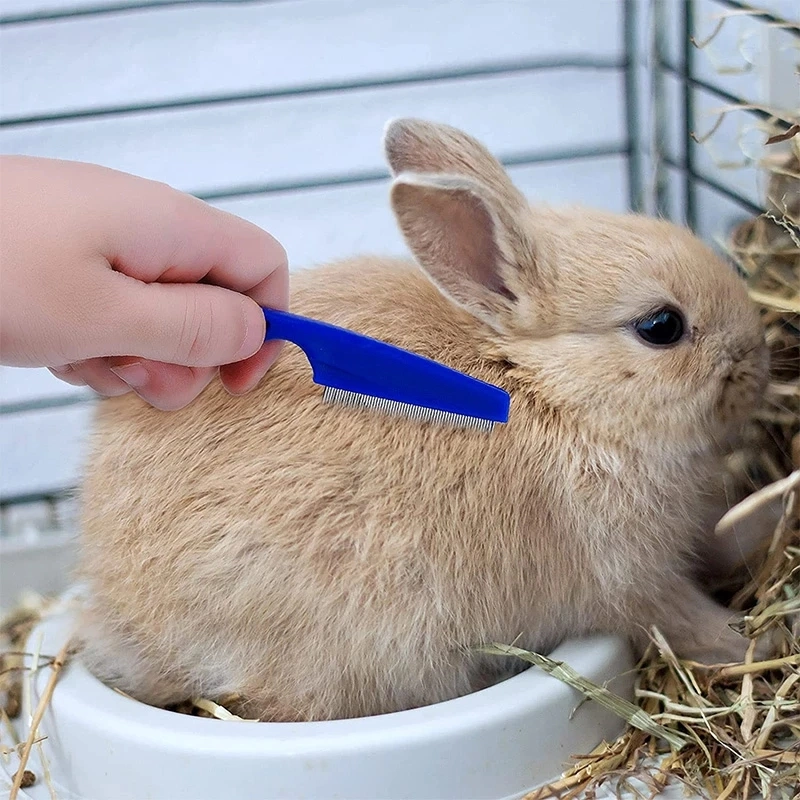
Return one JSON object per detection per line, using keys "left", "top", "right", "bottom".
{"left": 263, "top": 308, "right": 510, "bottom": 432}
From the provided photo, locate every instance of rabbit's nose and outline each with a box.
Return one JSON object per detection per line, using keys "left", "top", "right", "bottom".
{"left": 724, "top": 329, "right": 768, "bottom": 369}
{"left": 722, "top": 350, "right": 769, "bottom": 399}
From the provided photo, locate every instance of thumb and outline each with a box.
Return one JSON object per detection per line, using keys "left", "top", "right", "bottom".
{"left": 111, "top": 280, "right": 267, "bottom": 366}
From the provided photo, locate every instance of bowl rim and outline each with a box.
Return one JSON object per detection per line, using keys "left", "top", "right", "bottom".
{"left": 33, "top": 608, "right": 633, "bottom": 754}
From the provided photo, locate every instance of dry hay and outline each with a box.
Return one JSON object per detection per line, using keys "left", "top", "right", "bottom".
{"left": 0, "top": 592, "right": 67, "bottom": 799}
{"left": 508, "top": 479, "right": 799, "bottom": 800}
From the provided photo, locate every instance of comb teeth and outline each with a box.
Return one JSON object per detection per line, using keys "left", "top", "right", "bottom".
{"left": 322, "top": 386, "right": 495, "bottom": 433}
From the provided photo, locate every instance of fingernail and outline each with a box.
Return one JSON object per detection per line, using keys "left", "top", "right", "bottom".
{"left": 109, "top": 361, "right": 150, "bottom": 389}
{"left": 50, "top": 364, "right": 74, "bottom": 376}
{"left": 236, "top": 298, "right": 267, "bottom": 361}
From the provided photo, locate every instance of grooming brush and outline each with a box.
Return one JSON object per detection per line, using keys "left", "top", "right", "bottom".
{"left": 263, "top": 308, "right": 510, "bottom": 432}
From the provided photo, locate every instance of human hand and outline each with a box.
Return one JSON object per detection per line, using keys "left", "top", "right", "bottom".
{"left": 0, "top": 156, "right": 289, "bottom": 410}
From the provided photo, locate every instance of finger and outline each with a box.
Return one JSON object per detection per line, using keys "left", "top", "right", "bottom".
{"left": 108, "top": 358, "right": 217, "bottom": 411}
{"left": 224, "top": 234, "right": 290, "bottom": 310}
{"left": 102, "top": 279, "right": 267, "bottom": 367}
{"left": 219, "top": 263, "right": 291, "bottom": 393}
{"left": 17, "top": 158, "right": 289, "bottom": 297}
{"left": 103, "top": 179, "right": 289, "bottom": 304}
{"left": 58, "top": 359, "right": 132, "bottom": 397}
{"left": 49, "top": 364, "right": 88, "bottom": 387}
{"left": 50, "top": 361, "right": 130, "bottom": 395}
{"left": 220, "top": 338, "right": 284, "bottom": 395}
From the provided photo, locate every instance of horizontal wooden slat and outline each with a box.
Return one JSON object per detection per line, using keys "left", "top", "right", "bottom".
{"left": 213, "top": 155, "right": 629, "bottom": 267}
{"left": 0, "top": 154, "right": 628, "bottom": 499}
{"left": 0, "top": 367, "right": 92, "bottom": 407}
{"left": 0, "top": 403, "right": 94, "bottom": 500}
{"left": 0, "top": 495, "right": 77, "bottom": 536}
{"left": 0, "top": 0, "right": 623, "bottom": 121}
{"left": 0, "top": 68, "right": 626, "bottom": 197}
{"left": 0, "top": 0, "right": 194, "bottom": 19}
{"left": 0, "top": 532, "right": 78, "bottom": 611}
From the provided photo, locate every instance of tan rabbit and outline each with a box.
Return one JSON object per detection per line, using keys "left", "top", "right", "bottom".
{"left": 76, "top": 118, "right": 770, "bottom": 722}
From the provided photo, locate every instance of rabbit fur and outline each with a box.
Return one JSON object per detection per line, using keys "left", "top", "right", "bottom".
{"left": 77, "top": 118, "right": 770, "bottom": 721}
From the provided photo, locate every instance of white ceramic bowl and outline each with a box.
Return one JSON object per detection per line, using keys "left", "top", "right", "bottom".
{"left": 9, "top": 604, "right": 635, "bottom": 800}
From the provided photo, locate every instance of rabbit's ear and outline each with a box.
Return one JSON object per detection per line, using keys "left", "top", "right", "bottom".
{"left": 390, "top": 171, "right": 537, "bottom": 330}
{"left": 384, "top": 118, "right": 527, "bottom": 212}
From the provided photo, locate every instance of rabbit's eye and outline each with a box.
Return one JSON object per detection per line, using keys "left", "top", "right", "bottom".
{"left": 633, "top": 308, "right": 685, "bottom": 347}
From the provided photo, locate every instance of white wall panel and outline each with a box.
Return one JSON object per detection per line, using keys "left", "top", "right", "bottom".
{"left": 0, "top": 366, "right": 91, "bottom": 406}
{"left": 1, "top": 0, "right": 623, "bottom": 120}
{"left": 0, "top": 404, "right": 94, "bottom": 499}
{"left": 1, "top": 0, "right": 193, "bottom": 18}
{"left": 664, "top": 167, "right": 760, "bottom": 259}
{"left": 1, "top": 69, "right": 626, "bottom": 196}
{"left": 693, "top": 182, "right": 762, "bottom": 256}
{"left": 214, "top": 155, "right": 629, "bottom": 268}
